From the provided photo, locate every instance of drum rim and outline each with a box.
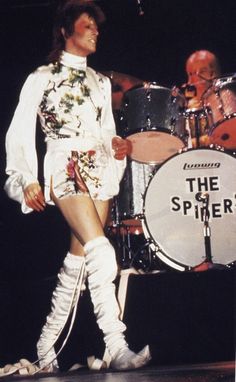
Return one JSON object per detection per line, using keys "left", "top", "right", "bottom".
{"left": 142, "top": 146, "right": 236, "bottom": 269}
{"left": 141, "top": 218, "right": 188, "bottom": 271}
{"left": 214, "top": 73, "right": 236, "bottom": 82}
{"left": 202, "top": 73, "right": 236, "bottom": 97}
{"left": 124, "top": 82, "right": 171, "bottom": 94}
{"left": 143, "top": 146, "right": 234, "bottom": 193}
{"left": 123, "top": 127, "right": 173, "bottom": 137}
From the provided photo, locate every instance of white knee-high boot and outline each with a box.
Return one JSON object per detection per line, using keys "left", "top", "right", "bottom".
{"left": 36, "top": 252, "right": 85, "bottom": 371}
{"left": 84, "top": 236, "right": 151, "bottom": 370}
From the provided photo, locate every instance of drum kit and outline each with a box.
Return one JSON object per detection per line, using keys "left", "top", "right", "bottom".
{"left": 105, "top": 72, "right": 236, "bottom": 272}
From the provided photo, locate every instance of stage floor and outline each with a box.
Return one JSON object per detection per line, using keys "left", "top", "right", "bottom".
{"left": 0, "top": 361, "right": 234, "bottom": 382}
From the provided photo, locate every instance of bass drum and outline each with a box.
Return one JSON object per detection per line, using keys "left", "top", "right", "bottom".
{"left": 142, "top": 148, "right": 236, "bottom": 270}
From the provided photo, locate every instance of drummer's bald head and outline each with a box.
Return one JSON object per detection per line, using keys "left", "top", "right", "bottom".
{"left": 186, "top": 50, "right": 221, "bottom": 77}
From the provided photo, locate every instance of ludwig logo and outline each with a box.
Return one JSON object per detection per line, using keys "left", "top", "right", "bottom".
{"left": 183, "top": 162, "right": 220, "bottom": 170}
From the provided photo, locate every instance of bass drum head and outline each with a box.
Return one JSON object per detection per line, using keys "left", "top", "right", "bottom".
{"left": 143, "top": 148, "right": 236, "bottom": 270}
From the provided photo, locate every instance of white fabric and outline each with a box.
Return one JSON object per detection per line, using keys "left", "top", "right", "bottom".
{"left": 110, "top": 345, "right": 152, "bottom": 370}
{"left": 0, "top": 359, "right": 40, "bottom": 378}
{"left": 84, "top": 236, "right": 128, "bottom": 358}
{"left": 84, "top": 236, "right": 152, "bottom": 370}
{"left": 37, "top": 252, "right": 85, "bottom": 370}
{"left": 4, "top": 51, "right": 126, "bottom": 213}
{"left": 44, "top": 136, "right": 124, "bottom": 202}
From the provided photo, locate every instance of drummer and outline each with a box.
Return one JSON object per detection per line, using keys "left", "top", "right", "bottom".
{"left": 181, "top": 50, "right": 221, "bottom": 148}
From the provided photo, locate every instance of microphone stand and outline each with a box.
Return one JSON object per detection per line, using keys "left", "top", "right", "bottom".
{"left": 195, "top": 194, "right": 225, "bottom": 271}
{"left": 193, "top": 193, "right": 213, "bottom": 271}
{"left": 202, "top": 196, "right": 212, "bottom": 263}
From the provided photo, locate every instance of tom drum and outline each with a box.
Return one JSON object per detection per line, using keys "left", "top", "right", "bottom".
{"left": 119, "top": 83, "right": 186, "bottom": 164}
{"left": 203, "top": 74, "right": 236, "bottom": 149}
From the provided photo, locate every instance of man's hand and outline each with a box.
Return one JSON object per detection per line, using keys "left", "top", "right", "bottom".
{"left": 23, "top": 183, "right": 46, "bottom": 212}
{"left": 112, "top": 136, "right": 131, "bottom": 160}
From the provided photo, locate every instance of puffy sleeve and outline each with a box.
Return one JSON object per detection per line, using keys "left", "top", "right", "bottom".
{"left": 99, "top": 75, "right": 127, "bottom": 184}
{"left": 4, "top": 69, "right": 47, "bottom": 214}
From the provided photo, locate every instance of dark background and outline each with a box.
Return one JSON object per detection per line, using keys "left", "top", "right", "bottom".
{"left": 0, "top": 1, "right": 235, "bottom": 273}
{"left": 0, "top": 0, "right": 235, "bottom": 368}
{"left": 0, "top": 0, "right": 236, "bottom": 277}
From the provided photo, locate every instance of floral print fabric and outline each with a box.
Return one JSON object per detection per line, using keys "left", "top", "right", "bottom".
{"left": 5, "top": 51, "right": 126, "bottom": 212}
{"left": 38, "top": 62, "right": 102, "bottom": 139}
{"left": 46, "top": 140, "right": 113, "bottom": 200}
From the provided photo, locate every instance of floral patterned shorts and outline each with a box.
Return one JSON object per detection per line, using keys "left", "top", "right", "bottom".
{"left": 44, "top": 137, "right": 124, "bottom": 203}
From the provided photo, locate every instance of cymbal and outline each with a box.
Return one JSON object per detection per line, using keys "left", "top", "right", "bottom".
{"left": 102, "top": 70, "right": 143, "bottom": 91}
{"left": 102, "top": 70, "right": 144, "bottom": 109}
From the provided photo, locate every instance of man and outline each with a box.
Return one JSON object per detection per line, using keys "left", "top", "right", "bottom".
{"left": 184, "top": 50, "right": 221, "bottom": 109}
{"left": 181, "top": 50, "right": 221, "bottom": 148}
{"left": 3, "top": 0, "right": 150, "bottom": 376}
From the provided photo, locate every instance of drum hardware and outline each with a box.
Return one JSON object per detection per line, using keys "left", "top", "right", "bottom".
{"left": 129, "top": 237, "right": 164, "bottom": 273}
{"left": 184, "top": 191, "right": 226, "bottom": 271}
{"left": 173, "top": 85, "right": 212, "bottom": 149}
{"left": 225, "top": 261, "right": 236, "bottom": 269}
{"left": 202, "top": 74, "right": 236, "bottom": 149}
{"left": 106, "top": 221, "right": 146, "bottom": 271}
{"left": 106, "top": 221, "right": 133, "bottom": 269}
{"left": 185, "top": 108, "right": 207, "bottom": 148}
{"left": 181, "top": 107, "right": 210, "bottom": 149}
{"left": 114, "top": 158, "right": 157, "bottom": 228}
{"left": 142, "top": 223, "right": 190, "bottom": 272}
{"left": 142, "top": 147, "right": 236, "bottom": 270}
{"left": 118, "top": 224, "right": 133, "bottom": 269}
{"left": 107, "top": 194, "right": 144, "bottom": 269}
{"left": 108, "top": 147, "right": 236, "bottom": 272}
{"left": 107, "top": 208, "right": 138, "bottom": 268}
{"left": 195, "top": 192, "right": 212, "bottom": 262}
{"left": 119, "top": 83, "right": 187, "bottom": 164}
{"left": 106, "top": 211, "right": 166, "bottom": 272}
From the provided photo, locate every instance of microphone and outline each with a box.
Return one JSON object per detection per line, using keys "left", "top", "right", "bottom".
{"left": 195, "top": 192, "right": 209, "bottom": 202}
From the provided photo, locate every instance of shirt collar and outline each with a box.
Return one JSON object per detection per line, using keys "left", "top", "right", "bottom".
{"left": 60, "top": 51, "right": 87, "bottom": 71}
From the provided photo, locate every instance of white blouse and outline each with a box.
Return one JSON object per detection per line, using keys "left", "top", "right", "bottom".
{"left": 5, "top": 51, "right": 126, "bottom": 213}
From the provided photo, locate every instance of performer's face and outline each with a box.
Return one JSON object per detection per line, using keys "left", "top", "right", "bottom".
{"left": 187, "top": 59, "right": 217, "bottom": 84}
{"left": 63, "top": 13, "right": 99, "bottom": 57}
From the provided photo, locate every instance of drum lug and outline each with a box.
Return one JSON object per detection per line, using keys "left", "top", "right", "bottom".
{"left": 147, "top": 238, "right": 158, "bottom": 252}
{"left": 137, "top": 213, "right": 144, "bottom": 220}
